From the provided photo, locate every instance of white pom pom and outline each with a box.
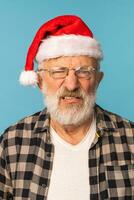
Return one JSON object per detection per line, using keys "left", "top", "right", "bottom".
{"left": 19, "top": 71, "right": 38, "bottom": 86}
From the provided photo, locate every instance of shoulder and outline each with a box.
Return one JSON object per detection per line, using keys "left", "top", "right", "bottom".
{"left": 96, "top": 104, "right": 134, "bottom": 130}
{"left": 96, "top": 105, "right": 134, "bottom": 164}
{"left": 0, "top": 110, "right": 42, "bottom": 148}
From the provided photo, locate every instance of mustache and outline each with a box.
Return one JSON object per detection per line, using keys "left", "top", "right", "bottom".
{"left": 57, "top": 88, "right": 84, "bottom": 98}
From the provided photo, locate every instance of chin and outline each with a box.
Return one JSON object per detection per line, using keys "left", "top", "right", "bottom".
{"left": 44, "top": 93, "right": 96, "bottom": 126}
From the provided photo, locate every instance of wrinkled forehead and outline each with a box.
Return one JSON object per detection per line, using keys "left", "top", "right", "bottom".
{"left": 38, "top": 55, "right": 99, "bottom": 69}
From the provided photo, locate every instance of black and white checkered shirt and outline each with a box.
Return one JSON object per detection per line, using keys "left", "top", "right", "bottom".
{"left": 0, "top": 104, "right": 134, "bottom": 199}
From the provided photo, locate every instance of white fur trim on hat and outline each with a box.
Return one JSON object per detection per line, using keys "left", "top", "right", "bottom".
{"left": 36, "top": 35, "right": 103, "bottom": 62}
{"left": 19, "top": 71, "right": 38, "bottom": 86}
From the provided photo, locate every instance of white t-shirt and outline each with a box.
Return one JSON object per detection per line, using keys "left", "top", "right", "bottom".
{"left": 47, "top": 118, "right": 96, "bottom": 200}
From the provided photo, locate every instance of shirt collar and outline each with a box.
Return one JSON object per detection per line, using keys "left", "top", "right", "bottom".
{"left": 33, "top": 104, "right": 118, "bottom": 141}
{"left": 33, "top": 108, "right": 51, "bottom": 142}
{"left": 95, "top": 104, "right": 118, "bottom": 136}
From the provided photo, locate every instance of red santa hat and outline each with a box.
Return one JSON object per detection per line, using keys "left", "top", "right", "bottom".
{"left": 19, "top": 15, "right": 103, "bottom": 86}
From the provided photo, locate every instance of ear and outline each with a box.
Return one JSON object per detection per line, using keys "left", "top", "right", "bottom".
{"left": 96, "top": 71, "right": 104, "bottom": 88}
{"left": 37, "top": 72, "right": 43, "bottom": 90}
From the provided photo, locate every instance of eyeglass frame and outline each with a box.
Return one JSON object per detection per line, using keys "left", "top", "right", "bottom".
{"left": 37, "top": 66, "right": 100, "bottom": 80}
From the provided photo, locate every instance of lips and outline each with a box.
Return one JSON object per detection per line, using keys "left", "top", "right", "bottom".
{"left": 60, "top": 96, "right": 82, "bottom": 104}
{"left": 62, "top": 96, "right": 81, "bottom": 99}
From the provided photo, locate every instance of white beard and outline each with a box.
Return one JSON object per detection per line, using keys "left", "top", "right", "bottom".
{"left": 43, "top": 86, "right": 96, "bottom": 126}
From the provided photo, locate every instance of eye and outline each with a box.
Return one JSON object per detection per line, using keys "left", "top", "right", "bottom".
{"left": 50, "top": 67, "right": 67, "bottom": 78}
{"left": 76, "top": 68, "right": 90, "bottom": 75}
{"left": 75, "top": 67, "right": 95, "bottom": 79}
{"left": 51, "top": 68, "right": 66, "bottom": 74}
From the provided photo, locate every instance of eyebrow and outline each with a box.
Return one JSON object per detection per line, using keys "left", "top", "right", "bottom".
{"left": 46, "top": 65, "right": 95, "bottom": 68}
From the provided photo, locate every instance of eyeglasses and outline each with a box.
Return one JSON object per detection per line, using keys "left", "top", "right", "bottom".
{"left": 37, "top": 66, "right": 99, "bottom": 79}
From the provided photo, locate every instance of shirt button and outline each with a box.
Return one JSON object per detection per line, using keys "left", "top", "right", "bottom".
{"left": 91, "top": 150, "right": 95, "bottom": 157}
{"left": 46, "top": 153, "right": 51, "bottom": 157}
{"left": 41, "top": 184, "right": 47, "bottom": 188}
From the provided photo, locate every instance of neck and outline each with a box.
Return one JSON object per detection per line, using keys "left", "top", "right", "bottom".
{"left": 50, "top": 115, "right": 94, "bottom": 145}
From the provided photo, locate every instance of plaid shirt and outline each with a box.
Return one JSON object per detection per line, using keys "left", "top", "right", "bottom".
{"left": 0, "top": 104, "right": 134, "bottom": 200}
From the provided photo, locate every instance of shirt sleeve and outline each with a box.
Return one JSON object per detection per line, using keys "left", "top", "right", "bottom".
{"left": 0, "top": 134, "right": 13, "bottom": 199}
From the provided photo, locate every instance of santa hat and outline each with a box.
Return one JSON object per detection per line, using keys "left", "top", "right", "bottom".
{"left": 19, "top": 15, "right": 103, "bottom": 86}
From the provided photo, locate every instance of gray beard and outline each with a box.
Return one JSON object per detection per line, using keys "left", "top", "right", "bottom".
{"left": 43, "top": 88, "right": 96, "bottom": 126}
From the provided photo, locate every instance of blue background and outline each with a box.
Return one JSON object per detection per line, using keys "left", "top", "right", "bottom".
{"left": 0, "top": 0, "right": 134, "bottom": 133}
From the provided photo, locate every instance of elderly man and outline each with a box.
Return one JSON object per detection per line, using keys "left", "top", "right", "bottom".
{"left": 0, "top": 15, "right": 134, "bottom": 200}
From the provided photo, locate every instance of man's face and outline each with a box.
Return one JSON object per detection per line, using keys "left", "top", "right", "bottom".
{"left": 38, "top": 55, "right": 103, "bottom": 125}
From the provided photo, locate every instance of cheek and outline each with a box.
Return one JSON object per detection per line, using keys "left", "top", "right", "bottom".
{"left": 80, "top": 79, "right": 97, "bottom": 93}
{"left": 42, "top": 77, "right": 63, "bottom": 94}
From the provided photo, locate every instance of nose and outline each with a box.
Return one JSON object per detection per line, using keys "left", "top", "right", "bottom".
{"left": 63, "top": 69, "right": 80, "bottom": 91}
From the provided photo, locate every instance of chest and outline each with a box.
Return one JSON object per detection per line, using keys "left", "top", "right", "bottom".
{"left": 10, "top": 133, "right": 134, "bottom": 199}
